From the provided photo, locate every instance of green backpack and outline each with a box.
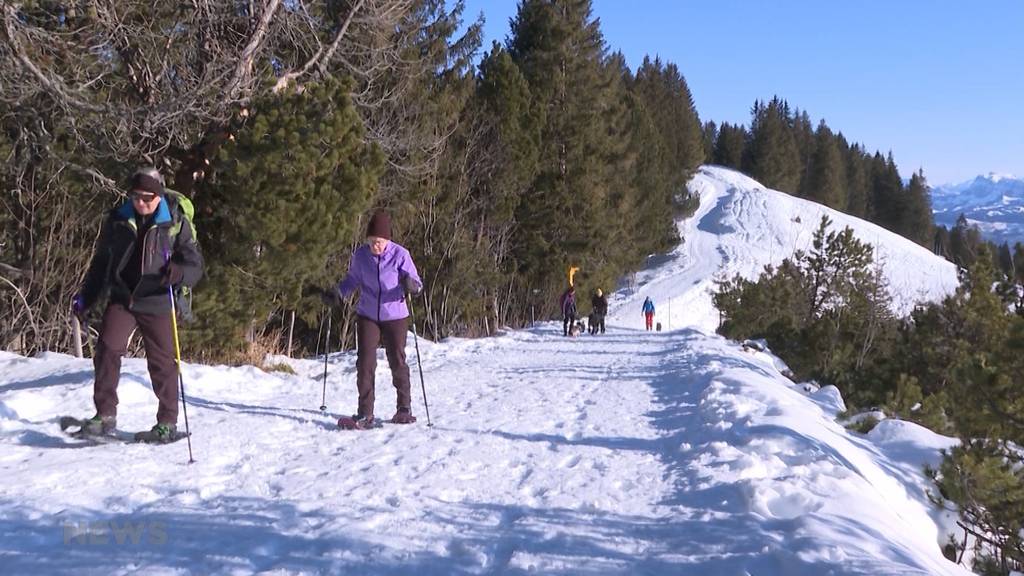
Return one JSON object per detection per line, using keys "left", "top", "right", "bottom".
{"left": 165, "top": 188, "right": 198, "bottom": 322}
{"left": 165, "top": 189, "right": 197, "bottom": 241}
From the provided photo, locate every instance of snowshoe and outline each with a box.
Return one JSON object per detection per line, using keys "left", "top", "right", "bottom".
{"left": 133, "top": 423, "right": 188, "bottom": 444}
{"left": 61, "top": 415, "right": 117, "bottom": 439}
{"left": 338, "top": 414, "right": 381, "bottom": 430}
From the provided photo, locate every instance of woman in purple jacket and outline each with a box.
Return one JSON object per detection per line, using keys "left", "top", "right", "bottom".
{"left": 325, "top": 210, "right": 423, "bottom": 429}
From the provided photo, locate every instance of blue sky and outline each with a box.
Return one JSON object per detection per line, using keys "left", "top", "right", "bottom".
{"left": 457, "top": 0, "right": 1024, "bottom": 185}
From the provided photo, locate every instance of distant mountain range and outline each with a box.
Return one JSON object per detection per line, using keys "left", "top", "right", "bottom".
{"left": 931, "top": 173, "right": 1024, "bottom": 246}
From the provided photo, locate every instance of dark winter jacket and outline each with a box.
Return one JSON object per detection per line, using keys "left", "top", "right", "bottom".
{"left": 591, "top": 294, "right": 608, "bottom": 316}
{"left": 559, "top": 289, "right": 577, "bottom": 319}
{"left": 80, "top": 196, "right": 203, "bottom": 315}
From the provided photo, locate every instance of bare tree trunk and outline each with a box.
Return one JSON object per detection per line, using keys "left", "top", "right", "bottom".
{"left": 72, "top": 316, "right": 83, "bottom": 358}
{"left": 287, "top": 310, "right": 296, "bottom": 357}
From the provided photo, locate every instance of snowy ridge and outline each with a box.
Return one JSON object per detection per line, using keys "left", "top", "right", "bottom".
{"left": 607, "top": 166, "right": 959, "bottom": 332}
{"left": 0, "top": 167, "right": 968, "bottom": 574}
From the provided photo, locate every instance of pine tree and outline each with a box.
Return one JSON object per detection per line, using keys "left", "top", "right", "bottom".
{"left": 902, "top": 170, "right": 935, "bottom": 246}
{"left": 743, "top": 97, "right": 801, "bottom": 193}
{"left": 633, "top": 56, "right": 705, "bottom": 195}
{"left": 950, "top": 214, "right": 984, "bottom": 269}
{"left": 868, "top": 152, "right": 905, "bottom": 232}
{"left": 997, "top": 242, "right": 1014, "bottom": 277}
{"left": 712, "top": 122, "right": 747, "bottom": 170}
{"left": 508, "top": 0, "right": 622, "bottom": 299}
{"left": 844, "top": 143, "right": 870, "bottom": 218}
{"left": 804, "top": 121, "right": 847, "bottom": 210}
{"left": 188, "top": 79, "right": 383, "bottom": 358}
{"left": 701, "top": 120, "right": 718, "bottom": 163}
{"left": 791, "top": 109, "right": 815, "bottom": 197}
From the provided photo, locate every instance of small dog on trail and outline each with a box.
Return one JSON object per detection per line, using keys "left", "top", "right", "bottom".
{"left": 569, "top": 319, "right": 585, "bottom": 337}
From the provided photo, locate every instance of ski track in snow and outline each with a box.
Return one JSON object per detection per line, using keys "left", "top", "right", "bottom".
{"left": 0, "top": 167, "right": 967, "bottom": 575}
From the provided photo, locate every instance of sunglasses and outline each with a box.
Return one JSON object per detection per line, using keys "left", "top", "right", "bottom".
{"left": 131, "top": 192, "right": 159, "bottom": 203}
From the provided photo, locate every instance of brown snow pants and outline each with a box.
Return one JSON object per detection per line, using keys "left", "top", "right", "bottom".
{"left": 93, "top": 303, "right": 179, "bottom": 425}
{"left": 355, "top": 315, "right": 411, "bottom": 419}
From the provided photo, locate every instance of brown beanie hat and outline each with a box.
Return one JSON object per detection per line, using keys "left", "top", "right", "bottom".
{"left": 366, "top": 210, "right": 392, "bottom": 240}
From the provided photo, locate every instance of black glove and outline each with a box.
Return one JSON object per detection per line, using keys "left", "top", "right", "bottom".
{"left": 161, "top": 261, "right": 184, "bottom": 287}
{"left": 321, "top": 287, "right": 343, "bottom": 308}
{"left": 402, "top": 275, "right": 421, "bottom": 296}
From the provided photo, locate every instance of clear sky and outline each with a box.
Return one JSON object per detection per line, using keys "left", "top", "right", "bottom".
{"left": 457, "top": 0, "right": 1024, "bottom": 185}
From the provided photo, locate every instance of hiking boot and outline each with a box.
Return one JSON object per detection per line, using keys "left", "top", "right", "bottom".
{"left": 136, "top": 423, "right": 177, "bottom": 443}
{"left": 391, "top": 407, "right": 417, "bottom": 424}
{"left": 79, "top": 414, "right": 117, "bottom": 436}
{"left": 338, "top": 414, "right": 376, "bottom": 430}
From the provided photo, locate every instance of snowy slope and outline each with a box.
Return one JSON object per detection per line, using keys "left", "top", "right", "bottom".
{"left": 932, "top": 173, "right": 1024, "bottom": 245}
{"left": 607, "top": 166, "right": 960, "bottom": 332}
{"left": 0, "top": 167, "right": 969, "bottom": 575}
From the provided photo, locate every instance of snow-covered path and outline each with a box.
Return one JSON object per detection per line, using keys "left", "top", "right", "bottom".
{"left": 1, "top": 323, "right": 966, "bottom": 575}
{"left": 0, "top": 166, "right": 968, "bottom": 574}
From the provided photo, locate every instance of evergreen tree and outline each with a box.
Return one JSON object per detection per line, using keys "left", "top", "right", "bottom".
{"left": 950, "top": 214, "right": 984, "bottom": 269}
{"left": 508, "top": 0, "right": 622, "bottom": 299}
{"left": 933, "top": 226, "right": 952, "bottom": 260}
{"left": 743, "top": 97, "right": 801, "bottom": 193}
{"left": 622, "top": 63, "right": 676, "bottom": 256}
{"left": 902, "top": 170, "right": 935, "bottom": 246}
{"left": 712, "top": 122, "right": 747, "bottom": 170}
{"left": 997, "top": 242, "right": 1014, "bottom": 277}
{"left": 701, "top": 120, "right": 718, "bottom": 163}
{"left": 715, "top": 216, "right": 894, "bottom": 401}
{"left": 804, "top": 121, "right": 847, "bottom": 210}
{"left": 791, "top": 109, "right": 815, "bottom": 197}
{"left": 633, "top": 56, "right": 705, "bottom": 194}
{"left": 189, "top": 79, "right": 383, "bottom": 359}
{"left": 868, "top": 152, "right": 905, "bottom": 232}
{"left": 844, "top": 143, "right": 870, "bottom": 218}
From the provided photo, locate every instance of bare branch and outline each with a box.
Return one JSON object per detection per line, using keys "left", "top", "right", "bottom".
{"left": 226, "top": 0, "right": 283, "bottom": 99}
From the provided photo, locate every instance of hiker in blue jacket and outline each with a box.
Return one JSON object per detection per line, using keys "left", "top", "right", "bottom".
{"left": 642, "top": 296, "right": 655, "bottom": 331}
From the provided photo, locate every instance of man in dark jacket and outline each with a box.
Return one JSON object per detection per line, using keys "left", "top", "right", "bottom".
{"left": 72, "top": 167, "right": 203, "bottom": 442}
{"left": 590, "top": 288, "right": 608, "bottom": 334}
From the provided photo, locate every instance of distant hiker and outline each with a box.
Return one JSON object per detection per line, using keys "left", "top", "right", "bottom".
{"left": 559, "top": 285, "right": 577, "bottom": 337}
{"left": 642, "top": 296, "right": 655, "bottom": 331}
{"left": 323, "top": 210, "right": 423, "bottom": 430}
{"left": 71, "top": 167, "right": 203, "bottom": 442}
{"left": 590, "top": 288, "right": 608, "bottom": 334}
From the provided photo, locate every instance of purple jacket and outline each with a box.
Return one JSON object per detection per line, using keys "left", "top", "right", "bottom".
{"left": 337, "top": 241, "right": 423, "bottom": 322}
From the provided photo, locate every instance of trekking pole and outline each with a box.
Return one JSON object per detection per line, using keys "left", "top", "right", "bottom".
{"left": 167, "top": 283, "right": 195, "bottom": 464}
{"left": 320, "top": 312, "right": 331, "bottom": 412}
{"left": 407, "top": 294, "right": 432, "bottom": 427}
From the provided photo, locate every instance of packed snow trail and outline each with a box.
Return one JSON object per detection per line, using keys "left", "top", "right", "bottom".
{"left": 1, "top": 324, "right": 965, "bottom": 574}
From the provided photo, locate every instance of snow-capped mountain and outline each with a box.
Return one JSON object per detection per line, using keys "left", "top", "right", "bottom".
{"left": 932, "top": 173, "right": 1024, "bottom": 246}
{"left": 0, "top": 167, "right": 968, "bottom": 575}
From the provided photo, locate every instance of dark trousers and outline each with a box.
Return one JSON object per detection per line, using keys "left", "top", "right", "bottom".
{"left": 563, "top": 314, "right": 575, "bottom": 336}
{"left": 356, "top": 315, "right": 411, "bottom": 418}
{"left": 592, "top": 314, "right": 605, "bottom": 334}
{"left": 93, "top": 303, "right": 179, "bottom": 425}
